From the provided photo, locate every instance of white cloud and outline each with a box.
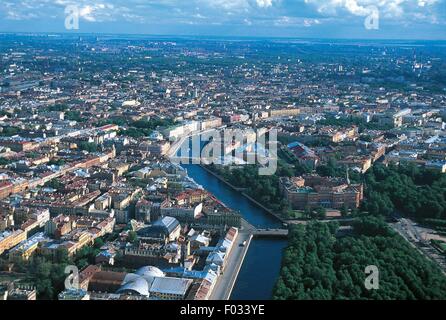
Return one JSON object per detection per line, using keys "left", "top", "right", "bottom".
{"left": 344, "top": 0, "right": 372, "bottom": 16}
{"left": 304, "top": 18, "right": 321, "bottom": 27}
{"left": 418, "top": 0, "right": 440, "bottom": 6}
{"left": 79, "top": 5, "right": 95, "bottom": 22}
{"left": 256, "top": 0, "right": 273, "bottom": 8}
{"left": 0, "top": 0, "right": 143, "bottom": 23}
{"left": 0, "top": 0, "right": 443, "bottom": 30}
{"left": 201, "top": 0, "right": 275, "bottom": 10}
{"left": 274, "top": 15, "right": 322, "bottom": 27}
{"left": 203, "top": 0, "right": 250, "bottom": 11}
{"left": 305, "top": 0, "right": 442, "bottom": 20}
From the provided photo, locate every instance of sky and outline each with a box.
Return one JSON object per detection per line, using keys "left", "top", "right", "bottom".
{"left": 0, "top": 0, "right": 445, "bottom": 40}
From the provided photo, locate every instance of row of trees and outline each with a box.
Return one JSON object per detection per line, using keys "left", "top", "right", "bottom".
{"left": 210, "top": 164, "right": 290, "bottom": 215}
{"left": 273, "top": 217, "right": 446, "bottom": 300}
{"left": 77, "top": 141, "right": 99, "bottom": 153}
{"left": 0, "top": 157, "right": 11, "bottom": 166}
{"left": 44, "top": 178, "right": 64, "bottom": 191}
{"left": 316, "top": 158, "right": 361, "bottom": 183}
{"left": 362, "top": 163, "right": 446, "bottom": 220}
{"left": 0, "top": 126, "right": 21, "bottom": 137}
{"left": 65, "top": 111, "right": 85, "bottom": 122}
{"left": 319, "top": 115, "right": 393, "bottom": 132}
{"left": 118, "top": 118, "right": 176, "bottom": 138}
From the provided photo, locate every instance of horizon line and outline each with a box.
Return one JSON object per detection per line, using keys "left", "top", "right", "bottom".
{"left": 1, "top": 30, "right": 446, "bottom": 43}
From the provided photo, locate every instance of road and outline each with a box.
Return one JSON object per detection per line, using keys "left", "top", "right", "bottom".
{"left": 209, "top": 230, "right": 252, "bottom": 300}
{"left": 390, "top": 217, "right": 446, "bottom": 274}
{"left": 287, "top": 217, "right": 357, "bottom": 225}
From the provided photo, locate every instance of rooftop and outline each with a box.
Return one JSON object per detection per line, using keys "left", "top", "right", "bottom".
{"left": 149, "top": 276, "right": 193, "bottom": 296}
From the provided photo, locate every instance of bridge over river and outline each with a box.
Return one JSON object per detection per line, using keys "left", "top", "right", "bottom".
{"left": 252, "top": 229, "right": 289, "bottom": 238}
{"left": 241, "top": 219, "right": 289, "bottom": 239}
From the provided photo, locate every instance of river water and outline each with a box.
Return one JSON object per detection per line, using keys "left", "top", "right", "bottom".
{"left": 182, "top": 164, "right": 287, "bottom": 300}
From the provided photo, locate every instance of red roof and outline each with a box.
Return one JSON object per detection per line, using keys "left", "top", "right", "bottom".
{"left": 0, "top": 181, "right": 13, "bottom": 189}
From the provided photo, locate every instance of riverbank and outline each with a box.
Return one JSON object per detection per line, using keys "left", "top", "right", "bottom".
{"left": 199, "top": 164, "right": 286, "bottom": 224}
{"left": 182, "top": 164, "right": 287, "bottom": 299}
{"left": 199, "top": 164, "right": 246, "bottom": 192}
{"left": 209, "top": 231, "right": 253, "bottom": 300}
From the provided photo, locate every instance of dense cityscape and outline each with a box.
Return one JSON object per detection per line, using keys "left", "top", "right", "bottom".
{"left": 0, "top": 32, "right": 445, "bottom": 301}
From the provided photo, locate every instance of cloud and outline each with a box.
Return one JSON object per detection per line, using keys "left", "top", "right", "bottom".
{"left": 0, "top": 0, "right": 444, "bottom": 36}
{"left": 304, "top": 18, "right": 321, "bottom": 27}
{"left": 203, "top": 0, "right": 250, "bottom": 11}
{"left": 0, "top": 1, "right": 142, "bottom": 23}
{"left": 256, "top": 0, "right": 274, "bottom": 8}
{"left": 199, "top": 0, "right": 276, "bottom": 11}
{"left": 79, "top": 5, "right": 95, "bottom": 22}
{"left": 344, "top": 0, "right": 373, "bottom": 16}
{"left": 304, "top": 0, "right": 443, "bottom": 22}
{"left": 274, "top": 15, "right": 322, "bottom": 27}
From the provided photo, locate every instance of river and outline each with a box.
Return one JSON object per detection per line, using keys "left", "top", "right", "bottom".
{"left": 182, "top": 164, "right": 287, "bottom": 300}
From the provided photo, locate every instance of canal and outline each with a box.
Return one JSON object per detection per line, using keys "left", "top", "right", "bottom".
{"left": 182, "top": 164, "right": 287, "bottom": 300}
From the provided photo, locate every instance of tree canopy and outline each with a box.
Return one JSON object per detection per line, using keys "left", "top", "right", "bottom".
{"left": 273, "top": 218, "right": 446, "bottom": 300}
{"left": 362, "top": 163, "right": 446, "bottom": 220}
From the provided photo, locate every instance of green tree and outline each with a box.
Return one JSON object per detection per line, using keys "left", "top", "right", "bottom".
{"left": 315, "top": 207, "right": 326, "bottom": 220}
{"left": 340, "top": 205, "right": 349, "bottom": 217}
{"left": 128, "top": 231, "right": 138, "bottom": 244}
{"left": 77, "top": 142, "right": 98, "bottom": 153}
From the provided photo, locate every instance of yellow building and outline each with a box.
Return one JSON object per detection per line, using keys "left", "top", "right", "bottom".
{"left": 9, "top": 232, "right": 48, "bottom": 261}
{"left": 0, "top": 230, "right": 27, "bottom": 255}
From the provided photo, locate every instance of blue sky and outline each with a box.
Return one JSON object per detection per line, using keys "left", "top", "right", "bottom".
{"left": 0, "top": 0, "right": 445, "bottom": 39}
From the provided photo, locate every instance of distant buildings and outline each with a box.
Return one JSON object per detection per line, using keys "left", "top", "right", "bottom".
{"left": 269, "top": 108, "right": 300, "bottom": 118}
{"left": 375, "top": 108, "right": 412, "bottom": 128}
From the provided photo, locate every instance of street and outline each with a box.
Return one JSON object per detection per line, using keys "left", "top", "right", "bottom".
{"left": 209, "top": 231, "right": 252, "bottom": 300}
{"left": 390, "top": 217, "right": 446, "bottom": 274}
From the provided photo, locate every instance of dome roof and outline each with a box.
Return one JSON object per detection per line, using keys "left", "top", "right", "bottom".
{"left": 135, "top": 266, "right": 165, "bottom": 278}
{"left": 116, "top": 267, "right": 166, "bottom": 297}
{"left": 116, "top": 277, "right": 150, "bottom": 296}
{"left": 122, "top": 273, "right": 140, "bottom": 284}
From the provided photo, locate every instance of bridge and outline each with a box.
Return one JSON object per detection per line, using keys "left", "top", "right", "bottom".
{"left": 241, "top": 219, "right": 288, "bottom": 239}
{"left": 252, "top": 228, "right": 289, "bottom": 239}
